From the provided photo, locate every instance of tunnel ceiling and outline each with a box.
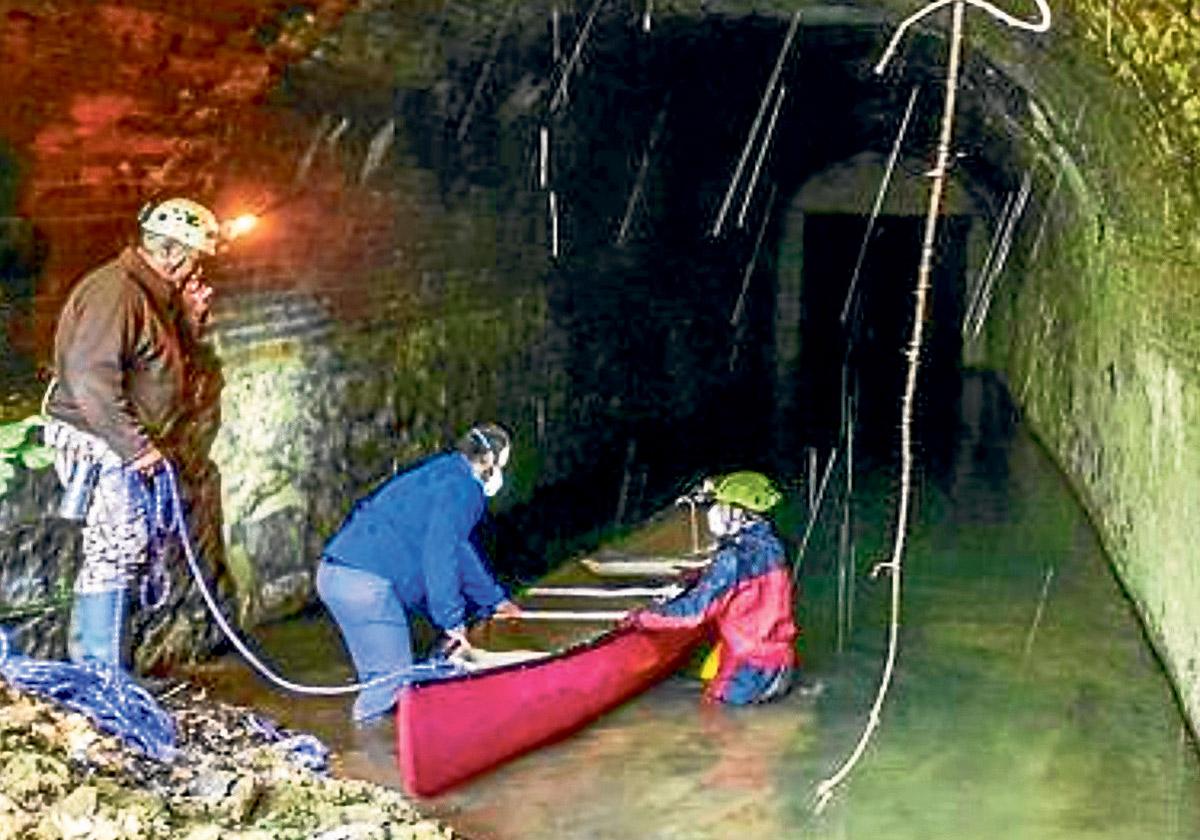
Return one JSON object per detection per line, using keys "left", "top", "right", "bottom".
{"left": 2, "top": 1, "right": 1196, "bottom": 328}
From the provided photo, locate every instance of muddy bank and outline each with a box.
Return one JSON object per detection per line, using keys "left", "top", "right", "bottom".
{"left": 0, "top": 676, "right": 456, "bottom": 840}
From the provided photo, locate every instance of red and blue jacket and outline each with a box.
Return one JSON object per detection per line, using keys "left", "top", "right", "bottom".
{"left": 633, "top": 520, "right": 798, "bottom": 704}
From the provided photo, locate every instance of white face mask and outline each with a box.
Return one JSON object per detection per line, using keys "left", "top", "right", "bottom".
{"left": 706, "top": 504, "right": 739, "bottom": 538}
{"left": 482, "top": 467, "right": 504, "bottom": 498}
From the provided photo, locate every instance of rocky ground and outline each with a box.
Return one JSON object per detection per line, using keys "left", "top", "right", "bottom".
{"left": 0, "top": 677, "right": 458, "bottom": 840}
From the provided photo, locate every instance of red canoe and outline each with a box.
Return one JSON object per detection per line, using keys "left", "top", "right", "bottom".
{"left": 395, "top": 621, "right": 706, "bottom": 797}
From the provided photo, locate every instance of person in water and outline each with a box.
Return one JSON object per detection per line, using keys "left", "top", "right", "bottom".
{"left": 316, "top": 423, "right": 522, "bottom": 723}
{"left": 626, "top": 470, "right": 798, "bottom": 705}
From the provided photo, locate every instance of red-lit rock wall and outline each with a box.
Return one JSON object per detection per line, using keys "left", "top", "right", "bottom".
{"left": 0, "top": 0, "right": 358, "bottom": 357}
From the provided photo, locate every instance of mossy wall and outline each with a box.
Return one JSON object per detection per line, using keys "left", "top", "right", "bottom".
{"left": 982, "top": 2, "right": 1200, "bottom": 733}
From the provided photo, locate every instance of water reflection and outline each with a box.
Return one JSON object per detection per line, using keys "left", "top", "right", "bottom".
{"left": 190, "top": 373, "right": 1200, "bottom": 839}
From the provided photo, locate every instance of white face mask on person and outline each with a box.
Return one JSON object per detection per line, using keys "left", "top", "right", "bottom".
{"left": 481, "top": 467, "right": 504, "bottom": 498}
{"left": 706, "top": 503, "right": 741, "bottom": 538}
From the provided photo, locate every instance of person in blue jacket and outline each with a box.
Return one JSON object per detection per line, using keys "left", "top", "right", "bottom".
{"left": 316, "top": 423, "right": 522, "bottom": 723}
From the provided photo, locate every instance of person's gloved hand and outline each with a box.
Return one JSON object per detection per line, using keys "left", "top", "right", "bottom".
{"left": 441, "top": 626, "right": 472, "bottom": 661}
{"left": 618, "top": 608, "right": 646, "bottom": 631}
{"left": 492, "top": 599, "right": 522, "bottom": 620}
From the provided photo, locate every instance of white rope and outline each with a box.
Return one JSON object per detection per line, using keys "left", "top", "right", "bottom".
{"left": 161, "top": 464, "right": 450, "bottom": 696}
{"left": 815, "top": 0, "right": 968, "bottom": 814}
{"left": 874, "top": 0, "right": 1051, "bottom": 74}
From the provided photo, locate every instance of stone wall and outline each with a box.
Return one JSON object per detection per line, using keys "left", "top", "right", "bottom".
{"left": 980, "top": 3, "right": 1200, "bottom": 734}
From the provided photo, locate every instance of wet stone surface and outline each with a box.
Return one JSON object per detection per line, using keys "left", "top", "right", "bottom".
{"left": 0, "top": 677, "right": 457, "bottom": 840}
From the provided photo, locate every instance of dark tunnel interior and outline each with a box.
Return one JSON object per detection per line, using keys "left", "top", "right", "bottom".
{"left": 0, "top": 5, "right": 1038, "bottom": 585}
{"left": 340, "top": 9, "right": 1030, "bottom": 578}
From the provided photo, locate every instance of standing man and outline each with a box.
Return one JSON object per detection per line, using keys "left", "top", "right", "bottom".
{"left": 628, "top": 471, "right": 799, "bottom": 705}
{"left": 44, "top": 197, "right": 220, "bottom": 668}
{"left": 317, "top": 423, "right": 522, "bottom": 724}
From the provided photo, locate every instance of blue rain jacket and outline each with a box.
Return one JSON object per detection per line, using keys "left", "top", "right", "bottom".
{"left": 323, "top": 452, "right": 507, "bottom": 630}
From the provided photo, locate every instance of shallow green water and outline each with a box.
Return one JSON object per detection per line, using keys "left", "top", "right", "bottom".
{"left": 195, "top": 375, "right": 1200, "bottom": 839}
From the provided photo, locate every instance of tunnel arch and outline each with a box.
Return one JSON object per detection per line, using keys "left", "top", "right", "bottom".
{"left": 1, "top": 1, "right": 1198, "bottom": 738}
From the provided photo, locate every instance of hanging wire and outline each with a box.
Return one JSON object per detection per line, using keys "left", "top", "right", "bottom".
{"left": 1028, "top": 102, "right": 1087, "bottom": 265}
{"left": 966, "top": 169, "right": 1031, "bottom": 339}
{"left": 814, "top": 0, "right": 971, "bottom": 815}
{"left": 962, "top": 188, "right": 1015, "bottom": 334}
{"left": 550, "top": 0, "right": 607, "bottom": 112}
{"left": 735, "top": 83, "right": 788, "bottom": 229}
{"left": 730, "top": 183, "right": 778, "bottom": 328}
{"left": 711, "top": 10, "right": 801, "bottom": 237}
{"left": 457, "top": 5, "right": 515, "bottom": 141}
{"left": 617, "top": 100, "right": 670, "bottom": 245}
{"left": 791, "top": 446, "right": 841, "bottom": 584}
{"left": 728, "top": 184, "right": 779, "bottom": 371}
{"left": 839, "top": 85, "right": 921, "bottom": 325}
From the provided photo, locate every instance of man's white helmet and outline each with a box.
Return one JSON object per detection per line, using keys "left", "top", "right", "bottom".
{"left": 139, "top": 198, "right": 220, "bottom": 255}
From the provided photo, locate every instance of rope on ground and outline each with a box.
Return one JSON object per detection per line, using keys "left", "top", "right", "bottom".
{"left": 813, "top": 0, "right": 969, "bottom": 815}
{"left": 0, "top": 628, "right": 177, "bottom": 760}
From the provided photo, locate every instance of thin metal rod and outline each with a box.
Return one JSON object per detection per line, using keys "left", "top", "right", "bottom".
{"left": 839, "top": 85, "right": 921, "bottom": 324}
{"left": 550, "top": 0, "right": 606, "bottom": 112}
{"left": 711, "top": 11, "right": 801, "bottom": 237}
{"left": 736, "top": 84, "right": 788, "bottom": 229}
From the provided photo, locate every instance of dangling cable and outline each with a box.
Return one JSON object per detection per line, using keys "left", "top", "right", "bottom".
{"left": 839, "top": 85, "right": 921, "bottom": 326}
{"left": 814, "top": 0, "right": 968, "bottom": 814}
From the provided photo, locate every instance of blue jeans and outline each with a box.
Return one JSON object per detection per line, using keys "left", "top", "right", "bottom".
{"left": 316, "top": 559, "right": 413, "bottom": 723}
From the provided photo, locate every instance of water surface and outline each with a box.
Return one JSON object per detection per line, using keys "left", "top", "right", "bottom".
{"left": 191, "top": 374, "right": 1200, "bottom": 839}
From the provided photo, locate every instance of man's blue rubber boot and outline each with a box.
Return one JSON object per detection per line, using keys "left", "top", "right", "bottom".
{"left": 67, "top": 588, "right": 127, "bottom": 667}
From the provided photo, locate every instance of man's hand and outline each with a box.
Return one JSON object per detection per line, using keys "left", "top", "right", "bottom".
{"left": 492, "top": 599, "right": 522, "bottom": 620}
{"left": 128, "top": 446, "right": 165, "bottom": 477}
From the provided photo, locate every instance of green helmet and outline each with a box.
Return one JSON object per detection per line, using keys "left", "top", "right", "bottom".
{"left": 712, "top": 470, "right": 781, "bottom": 513}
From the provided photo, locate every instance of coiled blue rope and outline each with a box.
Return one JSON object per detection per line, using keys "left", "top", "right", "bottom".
{"left": 0, "top": 627, "right": 177, "bottom": 761}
